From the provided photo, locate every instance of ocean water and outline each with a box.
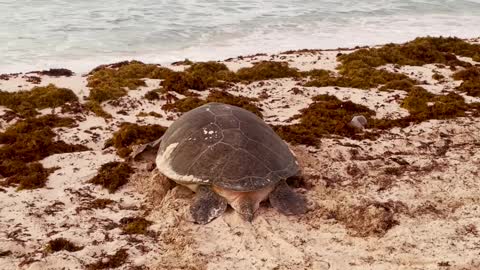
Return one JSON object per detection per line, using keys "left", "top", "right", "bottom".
{"left": 1, "top": 0, "right": 480, "bottom": 73}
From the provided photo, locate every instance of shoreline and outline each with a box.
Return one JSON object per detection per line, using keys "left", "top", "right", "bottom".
{"left": 1, "top": 35, "right": 479, "bottom": 76}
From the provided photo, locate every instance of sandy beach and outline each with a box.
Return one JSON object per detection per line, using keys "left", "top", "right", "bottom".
{"left": 1, "top": 36, "right": 480, "bottom": 270}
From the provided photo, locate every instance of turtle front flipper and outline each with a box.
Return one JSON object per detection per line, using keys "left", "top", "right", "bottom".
{"left": 190, "top": 185, "right": 228, "bottom": 224}
{"left": 129, "top": 136, "right": 163, "bottom": 162}
{"left": 269, "top": 180, "right": 307, "bottom": 216}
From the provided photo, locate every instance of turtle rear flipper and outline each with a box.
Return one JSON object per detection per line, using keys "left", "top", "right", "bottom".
{"left": 190, "top": 186, "right": 227, "bottom": 224}
{"left": 129, "top": 136, "right": 163, "bottom": 162}
{"left": 269, "top": 180, "right": 307, "bottom": 216}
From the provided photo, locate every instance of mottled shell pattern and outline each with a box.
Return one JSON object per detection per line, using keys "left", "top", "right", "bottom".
{"left": 155, "top": 102, "right": 299, "bottom": 192}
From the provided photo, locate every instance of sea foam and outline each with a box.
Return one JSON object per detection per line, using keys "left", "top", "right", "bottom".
{"left": 1, "top": 0, "right": 479, "bottom": 73}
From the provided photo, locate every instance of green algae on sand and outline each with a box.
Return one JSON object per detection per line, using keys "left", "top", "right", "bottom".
{"left": 86, "top": 249, "right": 129, "bottom": 270}
{"left": 1, "top": 162, "right": 58, "bottom": 190}
{"left": 88, "top": 161, "right": 134, "bottom": 193}
{"left": 120, "top": 217, "right": 153, "bottom": 235}
{"left": 161, "top": 61, "right": 237, "bottom": 94}
{"left": 0, "top": 115, "right": 89, "bottom": 190}
{"left": 452, "top": 67, "right": 480, "bottom": 97}
{"left": 378, "top": 79, "right": 416, "bottom": 92}
{"left": 274, "top": 88, "right": 479, "bottom": 146}
{"left": 87, "top": 60, "right": 174, "bottom": 103}
{"left": 373, "top": 87, "right": 476, "bottom": 130}
{"left": 236, "top": 61, "right": 300, "bottom": 82}
{"left": 305, "top": 64, "right": 414, "bottom": 90}
{"left": 273, "top": 94, "right": 376, "bottom": 145}
{"left": 305, "top": 36, "right": 480, "bottom": 90}
{"left": 161, "top": 96, "right": 207, "bottom": 113}
{"left": 338, "top": 36, "right": 479, "bottom": 68}
{"left": 144, "top": 89, "right": 161, "bottom": 101}
{"left": 105, "top": 123, "right": 167, "bottom": 158}
{"left": 46, "top": 238, "right": 83, "bottom": 253}
{"left": 84, "top": 101, "right": 113, "bottom": 119}
{"left": 0, "top": 84, "right": 78, "bottom": 117}
{"left": 162, "top": 90, "right": 263, "bottom": 118}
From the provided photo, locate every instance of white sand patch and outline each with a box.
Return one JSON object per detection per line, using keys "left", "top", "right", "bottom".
{"left": 222, "top": 50, "right": 341, "bottom": 73}
{"left": 282, "top": 50, "right": 342, "bottom": 72}
{"left": 380, "top": 63, "right": 480, "bottom": 104}
{"left": 228, "top": 78, "right": 409, "bottom": 123}
{"left": 222, "top": 53, "right": 272, "bottom": 72}
{"left": 0, "top": 151, "right": 147, "bottom": 269}
{"left": 163, "top": 63, "right": 188, "bottom": 72}
{"left": 223, "top": 59, "right": 254, "bottom": 72}
{"left": 100, "top": 81, "right": 176, "bottom": 126}
{"left": 307, "top": 86, "right": 410, "bottom": 120}
{"left": 0, "top": 74, "right": 90, "bottom": 100}
{"left": 457, "top": 55, "right": 480, "bottom": 65}
{"left": 228, "top": 78, "right": 313, "bottom": 125}
{"left": 380, "top": 63, "right": 469, "bottom": 97}
{"left": 53, "top": 115, "right": 110, "bottom": 151}
{"left": 0, "top": 107, "right": 11, "bottom": 132}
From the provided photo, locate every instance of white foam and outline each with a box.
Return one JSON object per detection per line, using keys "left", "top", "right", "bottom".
{"left": 1, "top": 0, "right": 480, "bottom": 73}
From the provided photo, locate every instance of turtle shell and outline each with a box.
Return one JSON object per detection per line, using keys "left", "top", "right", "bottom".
{"left": 156, "top": 102, "right": 299, "bottom": 192}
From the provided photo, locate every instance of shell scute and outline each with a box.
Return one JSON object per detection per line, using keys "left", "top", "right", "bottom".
{"left": 156, "top": 102, "right": 299, "bottom": 191}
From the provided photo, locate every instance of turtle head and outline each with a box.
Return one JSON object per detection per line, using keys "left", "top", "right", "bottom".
{"left": 230, "top": 189, "right": 273, "bottom": 222}
{"left": 213, "top": 185, "right": 275, "bottom": 222}
{"left": 128, "top": 136, "right": 163, "bottom": 162}
{"left": 235, "top": 199, "right": 256, "bottom": 222}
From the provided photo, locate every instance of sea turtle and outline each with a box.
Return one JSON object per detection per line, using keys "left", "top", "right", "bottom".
{"left": 132, "top": 102, "right": 307, "bottom": 224}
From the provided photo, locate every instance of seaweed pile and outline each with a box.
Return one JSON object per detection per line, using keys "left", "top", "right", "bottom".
{"left": 0, "top": 115, "right": 89, "bottom": 189}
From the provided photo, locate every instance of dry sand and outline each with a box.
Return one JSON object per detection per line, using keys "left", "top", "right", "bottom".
{"left": 1, "top": 45, "right": 480, "bottom": 270}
